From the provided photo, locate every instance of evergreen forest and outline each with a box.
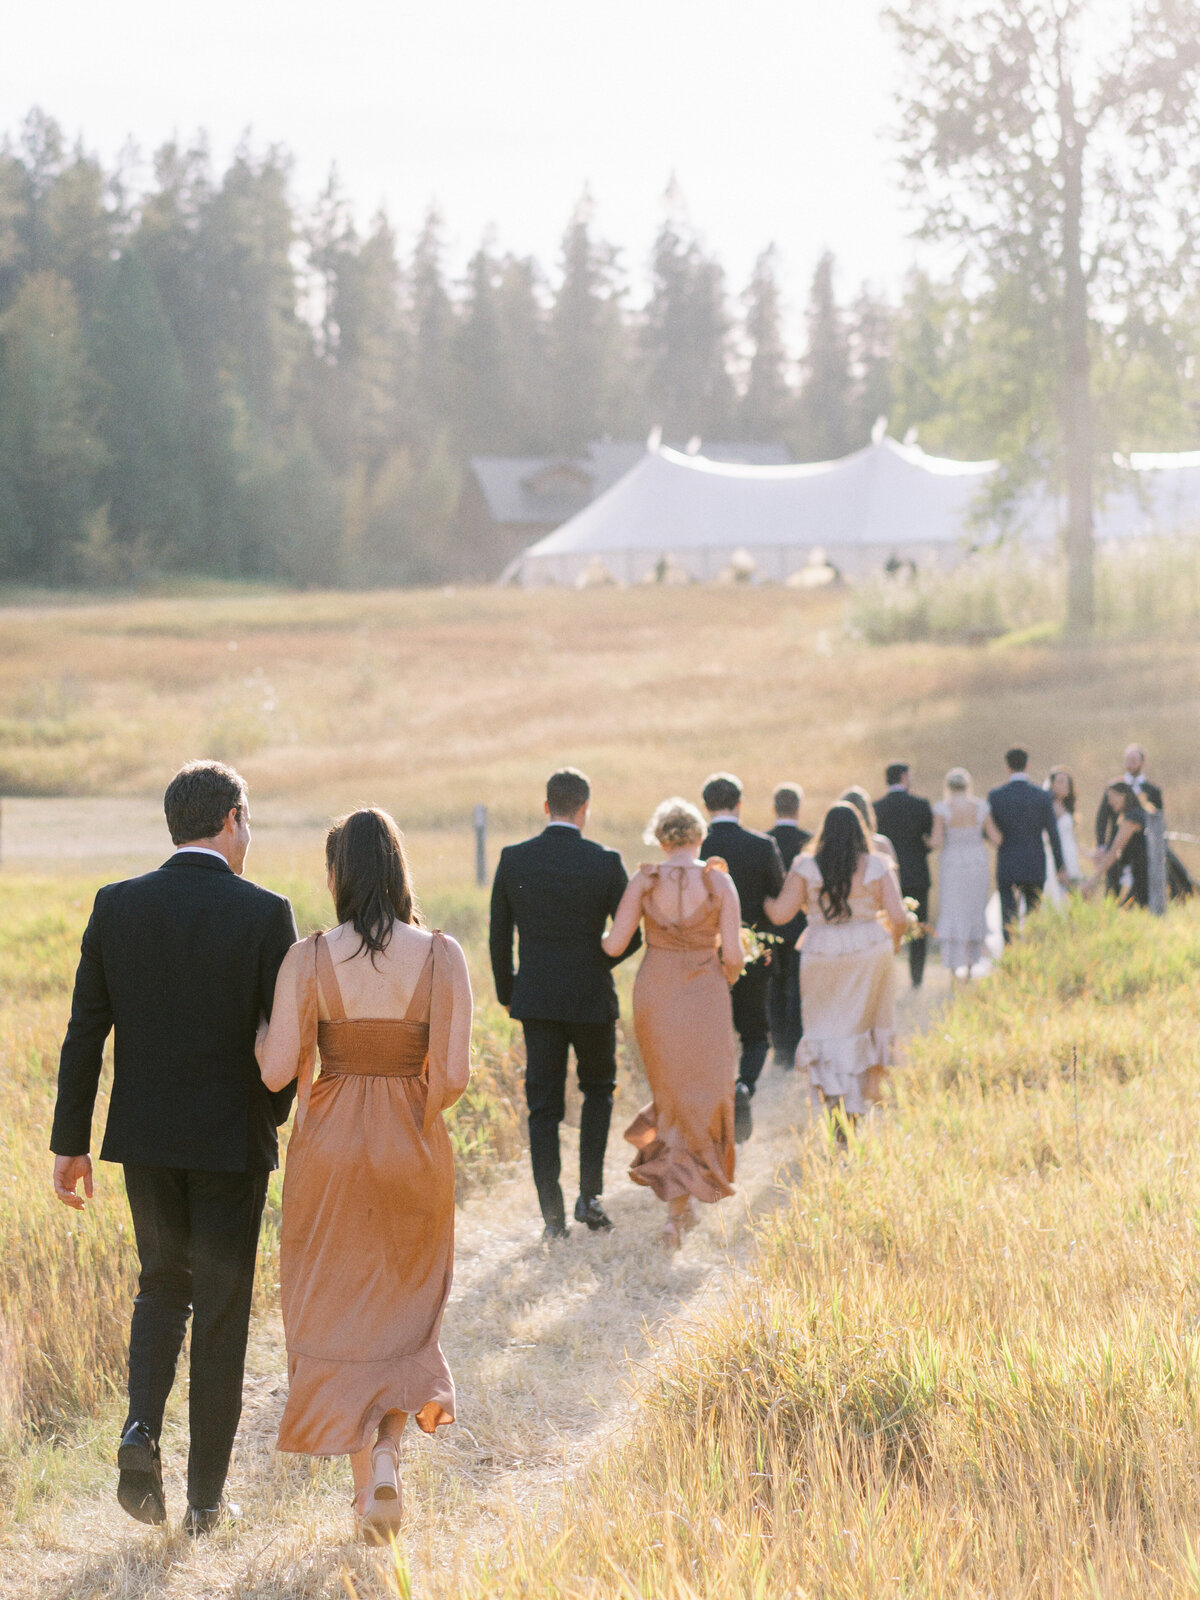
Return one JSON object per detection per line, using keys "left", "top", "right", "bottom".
{"left": 3, "top": 109, "right": 1200, "bottom": 589}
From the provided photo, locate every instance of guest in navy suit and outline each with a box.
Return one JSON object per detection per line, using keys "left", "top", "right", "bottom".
{"left": 766, "top": 783, "right": 811, "bottom": 1069}
{"left": 987, "top": 747, "right": 1066, "bottom": 941}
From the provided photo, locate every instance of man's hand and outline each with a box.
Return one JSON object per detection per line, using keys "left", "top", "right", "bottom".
{"left": 53, "top": 1154, "right": 93, "bottom": 1211}
{"left": 1057, "top": 867, "right": 1070, "bottom": 885}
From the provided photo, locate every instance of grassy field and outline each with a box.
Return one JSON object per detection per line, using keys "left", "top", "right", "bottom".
{"left": 2, "top": 583, "right": 1199, "bottom": 1595}
{"left": 431, "top": 900, "right": 1200, "bottom": 1600}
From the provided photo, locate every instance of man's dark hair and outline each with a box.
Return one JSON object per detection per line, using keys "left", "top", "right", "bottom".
{"left": 885, "top": 762, "right": 909, "bottom": 787}
{"left": 702, "top": 772, "right": 743, "bottom": 812}
{"left": 1005, "top": 746, "right": 1029, "bottom": 772}
{"left": 773, "top": 783, "right": 803, "bottom": 817}
{"left": 546, "top": 767, "right": 591, "bottom": 817}
{"left": 163, "top": 760, "right": 248, "bottom": 846}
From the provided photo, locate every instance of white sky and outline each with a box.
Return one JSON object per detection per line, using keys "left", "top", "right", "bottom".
{"left": 6, "top": 0, "right": 914, "bottom": 316}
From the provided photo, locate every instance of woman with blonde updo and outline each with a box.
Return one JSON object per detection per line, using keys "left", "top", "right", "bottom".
{"left": 603, "top": 798, "right": 743, "bottom": 1248}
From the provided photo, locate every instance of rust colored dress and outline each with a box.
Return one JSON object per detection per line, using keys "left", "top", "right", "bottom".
{"left": 277, "top": 931, "right": 464, "bottom": 1456}
{"left": 624, "top": 863, "right": 737, "bottom": 1203}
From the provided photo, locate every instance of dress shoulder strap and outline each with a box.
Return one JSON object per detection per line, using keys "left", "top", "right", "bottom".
{"left": 314, "top": 932, "right": 347, "bottom": 1022}
{"left": 404, "top": 936, "right": 438, "bottom": 1022}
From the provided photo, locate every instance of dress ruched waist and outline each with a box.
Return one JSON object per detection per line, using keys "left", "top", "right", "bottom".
{"left": 800, "top": 918, "right": 891, "bottom": 959}
{"left": 644, "top": 925, "right": 723, "bottom": 953}
{"left": 317, "top": 1018, "right": 429, "bottom": 1077}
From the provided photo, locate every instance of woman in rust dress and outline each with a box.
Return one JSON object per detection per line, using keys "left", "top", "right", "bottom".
{"left": 257, "top": 809, "right": 472, "bottom": 1539}
{"left": 602, "top": 798, "right": 743, "bottom": 1248}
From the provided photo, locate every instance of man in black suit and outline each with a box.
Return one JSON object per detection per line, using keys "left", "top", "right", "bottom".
{"left": 489, "top": 768, "right": 638, "bottom": 1241}
{"left": 987, "top": 746, "right": 1066, "bottom": 941}
{"left": 50, "top": 761, "right": 297, "bottom": 1535}
{"left": 699, "top": 772, "right": 785, "bottom": 1143}
{"left": 874, "top": 762, "right": 934, "bottom": 988}
{"left": 767, "top": 783, "right": 811, "bottom": 1070}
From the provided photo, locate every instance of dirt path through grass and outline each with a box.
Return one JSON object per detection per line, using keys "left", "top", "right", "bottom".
{"left": 9, "top": 966, "right": 947, "bottom": 1600}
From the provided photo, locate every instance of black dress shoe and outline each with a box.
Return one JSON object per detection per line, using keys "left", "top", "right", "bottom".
{"left": 541, "top": 1218, "right": 569, "bottom": 1242}
{"left": 184, "top": 1500, "right": 240, "bottom": 1537}
{"left": 734, "top": 1082, "right": 753, "bottom": 1143}
{"left": 117, "top": 1420, "right": 165, "bottom": 1525}
{"left": 574, "top": 1196, "right": 614, "bottom": 1232}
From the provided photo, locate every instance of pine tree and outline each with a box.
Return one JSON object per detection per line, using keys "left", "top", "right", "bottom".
{"left": 641, "top": 184, "right": 735, "bottom": 440}
{"left": 793, "top": 251, "right": 852, "bottom": 461}
{"left": 409, "top": 205, "right": 456, "bottom": 444}
{"left": 738, "top": 245, "right": 792, "bottom": 442}
{"left": 848, "top": 287, "right": 894, "bottom": 447}
{"left": 548, "top": 191, "right": 624, "bottom": 452}
{"left": 0, "top": 271, "right": 105, "bottom": 579}
{"left": 454, "top": 235, "right": 506, "bottom": 452}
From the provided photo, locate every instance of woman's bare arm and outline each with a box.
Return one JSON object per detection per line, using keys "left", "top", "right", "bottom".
{"left": 257, "top": 944, "right": 312, "bottom": 1092}
{"left": 930, "top": 813, "right": 946, "bottom": 851}
{"left": 878, "top": 863, "right": 910, "bottom": 946}
{"left": 983, "top": 813, "right": 1003, "bottom": 847}
{"left": 716, "top": 872, "right": 745, "bottom": 984}
{"left": 1084, "top": 816, "right": 1140, "bottom": 893}
{"left": 440, "top": 935, "right": 474, "bottom": 1109}
{"left": 764, "top": 864, "right": 807, "bottom": 925}
{"left": 601, "top": 871, "right": 646, "bottom": 957}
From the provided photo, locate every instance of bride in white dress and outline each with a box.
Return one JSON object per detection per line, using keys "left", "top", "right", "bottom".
{"left": 1043, "top": 765, "right": 1082, "bottom": 906}
{"left": 931, "top": 768, "right": 1001, "bottom": 976}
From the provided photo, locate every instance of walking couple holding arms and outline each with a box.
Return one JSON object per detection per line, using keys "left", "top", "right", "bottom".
{"left": 50, "top": 761, "right": 473, "bottom": 1541}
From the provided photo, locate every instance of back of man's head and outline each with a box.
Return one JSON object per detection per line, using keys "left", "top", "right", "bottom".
{"left": 702, "top": 772, "right": 743, "bottom": 814}
{"left": 546, "top": 767, "right": 591, "bottom": 818}
{"left": 773, "top": 783, "right": 803, "bottom": 818}
{"left": 1005, "top": 746, "right": 1029, "bottom": 773}
{"left": 885, "top": 762, "right": 909, "bottom": 788}
{"left": 164, "top": 760, "right": 248, "bottom": 845}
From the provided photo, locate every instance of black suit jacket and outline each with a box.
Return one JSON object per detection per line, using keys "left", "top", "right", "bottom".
{"left": 873, "top": 789, "right": 934, "bottom": 893}
{"left": 51, "top": 854, "right": 298, "bottom": 1172}
{"left": 489, "top": 825, "right": 639, "bottom": 1023}
{"left": 700, "top": 820, "right": 785, "bottom": 934}
{"left": 1095, "top": 779, "right": 1163, "bottom": 847}
{"left": 987, "top": 778, "right": 1064, "bottom": 886}
{"left": 768, "top": 821, "right": 812, "bottom": 945}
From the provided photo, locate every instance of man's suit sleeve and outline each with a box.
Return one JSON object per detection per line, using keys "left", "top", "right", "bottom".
{"left": 489, "top": 853, "right": 516, "bottom": 1006}
{"left": 1044, "top": 793, "right": 1065, "bottom": 871}
{"left": 919, "top": 799, "right": 934, "bottom": 850}
{"left": 604, "top": 852, "right": 641, "bottom": 967}
{"left": 261, "top": 897, "right": 300, "bottom": 1127}
{"left": 50, "top": 894, "right": 113, "bottom": 1157}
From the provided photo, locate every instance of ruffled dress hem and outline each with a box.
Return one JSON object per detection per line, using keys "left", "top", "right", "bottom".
{"left": 624, "top": 1102, "right": 736, "bottom": 1203}
{"left": 801, "top": 1029, "right": 893, "bottom": 1114}
{"left": 277, "top": 1351, "right": 455, "bottom": 1455}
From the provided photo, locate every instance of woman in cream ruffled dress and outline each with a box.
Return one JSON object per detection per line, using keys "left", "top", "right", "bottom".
{"left": 766, "top": 801, "right": 907, "bottom": 1134}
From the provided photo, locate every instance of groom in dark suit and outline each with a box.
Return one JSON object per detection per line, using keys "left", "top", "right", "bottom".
{"left": 700, "top": 772, "right": 785, "bottom": 1143}
{"left": 489, "top": 768, "right": 639, "bottom": 1240}
{"left": 50, "top": 761, "right": 297, "bottom": 1534}
{"left": 987, "top": 746, "right": 1066, "bottom": 941}
{"left": 874, "top": 762, "right": 934, "bottom": 988}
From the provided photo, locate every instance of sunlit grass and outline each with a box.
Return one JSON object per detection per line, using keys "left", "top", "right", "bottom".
{"left": 412, "top": 898, "right": 1200, "bottom": 1599}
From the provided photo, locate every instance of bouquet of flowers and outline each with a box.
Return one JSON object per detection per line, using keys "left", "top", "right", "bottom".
{"left": 901, "top": 896, "right": 929, "bottom": 943}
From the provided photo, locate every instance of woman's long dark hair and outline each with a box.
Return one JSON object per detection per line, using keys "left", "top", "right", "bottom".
{"left": 1105, "top": 780, "right": 1139, "bottom": 821}
{"left": 1047, "top": 764, "right": 1077, "bottom": 814}
{"left": 326, "top": 808, "right": 422, "bottom": 962}
{"left": 814, "top": 803, "right": 870, "bottom": 922}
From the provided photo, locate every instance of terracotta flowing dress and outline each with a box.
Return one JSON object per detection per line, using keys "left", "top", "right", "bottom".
{"left": 624, "top": 863, "right": 737, "bottom": 1203}
{"left": 793, "top": 853, "right": 897, "bottom": 1115}
{"left": 276, "top": 931, "right": 468, "bottom": 1456}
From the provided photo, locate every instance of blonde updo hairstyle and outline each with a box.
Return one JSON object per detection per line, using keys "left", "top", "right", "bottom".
{"left": 644, "top": 796, "right": 706, "bottom": 851}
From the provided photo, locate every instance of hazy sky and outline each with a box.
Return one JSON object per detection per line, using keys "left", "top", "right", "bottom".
{"left": 5, "top": 0, "right": 914, "bottom": 312}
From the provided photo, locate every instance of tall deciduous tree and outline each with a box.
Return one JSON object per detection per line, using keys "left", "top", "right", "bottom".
{"left": 888, "top": 0, "right": 1200, "bottom": 634}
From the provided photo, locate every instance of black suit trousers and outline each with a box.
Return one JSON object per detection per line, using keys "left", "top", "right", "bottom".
{"left": 521, "top": 1019, "right": 617, "bottom": 1223}
{"left": 731, "top": 960, "right": 771, "bottom": 1091}
{"left": 767, "top": 945, "right": 801, "bottom": 1064}
{"left": 123, "top": 1165, "right": 268, "bottom": 1508}
{"left": 905, "top": 888, "right": 929, "bottom": 985}
{"left": 999, "top": 881, "right": 1043, "bottom": 942}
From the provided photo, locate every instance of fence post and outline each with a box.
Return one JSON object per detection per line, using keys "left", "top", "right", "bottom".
{"left": 1146, "top": 809, "right": 1167, "bottom": 915}
{"left": 473, "top": 804, "right": 488, "bottom": 888}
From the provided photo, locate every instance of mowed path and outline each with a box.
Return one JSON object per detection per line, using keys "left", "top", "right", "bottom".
{"left": 9, "top": 966, "right": 948, "bottom": 1600}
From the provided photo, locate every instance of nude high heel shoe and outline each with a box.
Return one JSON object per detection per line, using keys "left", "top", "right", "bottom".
{"left": 358, "top": 1439, "right": 403, "bottom": 1542}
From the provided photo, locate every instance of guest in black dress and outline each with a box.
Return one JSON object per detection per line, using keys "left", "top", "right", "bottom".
{"left": 1085, "top": 781, "right": 1149, "bottom": 906}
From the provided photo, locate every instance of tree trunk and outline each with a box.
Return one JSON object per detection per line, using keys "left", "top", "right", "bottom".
{"left": 1060, "top": 118, "right": 1095, "bottom": 636}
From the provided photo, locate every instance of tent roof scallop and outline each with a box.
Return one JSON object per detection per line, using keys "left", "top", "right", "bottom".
{"left": 507, "top": 436, "right": 1005, "bottom": 585}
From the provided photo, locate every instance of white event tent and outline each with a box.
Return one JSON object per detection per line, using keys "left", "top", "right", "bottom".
{"left": 503, "top": 430, "right": 1200, "bottom": 588}
{"left": 505, "top": 431, "right": 1029, "bottom": 587}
